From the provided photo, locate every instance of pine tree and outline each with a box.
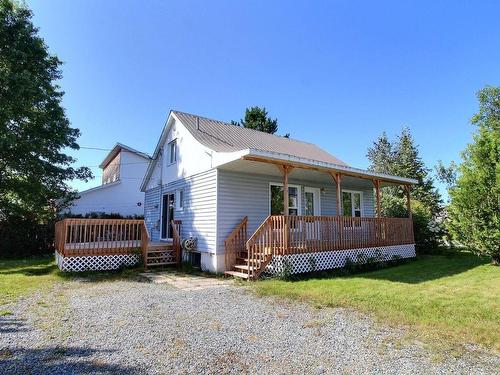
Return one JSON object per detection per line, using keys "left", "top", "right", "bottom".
{"left": 393, "top": 128, "right": 441, "bottom": 214}
{"left": 233, "top": 106, "right": 279, "bottom": 134}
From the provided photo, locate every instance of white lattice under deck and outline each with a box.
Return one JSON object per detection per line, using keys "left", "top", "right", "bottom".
{"left": 55, "top": 251, "right": 140, "bottom": 272}
{"left": 264, "top": 244, "right": 416, "bottom": 275}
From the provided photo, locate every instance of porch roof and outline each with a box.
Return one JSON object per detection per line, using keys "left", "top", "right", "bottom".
{"left": 214, "top": 148, "right": 418, "bottom": 185}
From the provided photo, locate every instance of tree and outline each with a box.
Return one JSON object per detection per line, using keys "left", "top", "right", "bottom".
{"left": 0, "top": 0, "right": 91, "bottom": 222}
{"left": 232, "top": 106, "right": 279, "bottom": 134}
{"left": 367, "top": 127, "right": 443, "bottom": 250}
{"left": 367, "top": 127, "right": 441, "bottom": 214}
{"left": 447, "top": 86, "right": 500, "bottom": 264}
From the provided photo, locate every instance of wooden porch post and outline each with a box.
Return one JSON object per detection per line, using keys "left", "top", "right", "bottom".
{"left": 283, "top": 165, "right": 289, "bottom": 216}
{"left": 335, "top": 173, "right": 342, "bottom": 216}
{"left": 282, "top": 165, "right": 292, "bottom": 253}
{"left": 405, "top": 184, "right": 412, "bottom": 219}
{"left": 373, "top": 179, "right": 381, "bottom": 218}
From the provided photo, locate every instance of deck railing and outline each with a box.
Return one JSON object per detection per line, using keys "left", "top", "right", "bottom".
{"left": 245, "top": 215, "right": 414, "bottom": 278}
{"left": 55, "top": 218, "right": 145, "bottom": 257}
{"left": 171, "top": 220, "right": 182, "bottom": 263}
{"left": 224, "top": 216, "right": 248, "bottom": 271}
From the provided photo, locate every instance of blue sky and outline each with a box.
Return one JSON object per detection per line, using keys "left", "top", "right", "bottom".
{"left": 28, "top": 1, "right": 500, "bottom": 196}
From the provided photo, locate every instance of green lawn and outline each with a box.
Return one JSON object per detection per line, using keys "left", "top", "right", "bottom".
{"left": 0, "top": 256, "right": 141, "bottom": 309}
{"left": 254, "top": 253, "right": 500, "bottom": 352}
{"left": 0, "top": 256, "right": 62, "bottom": 307}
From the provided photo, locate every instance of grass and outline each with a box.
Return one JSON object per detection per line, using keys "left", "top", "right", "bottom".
{"left": 0, "top": 256, "right": 62, "bottom": 306}
{"left": 0, "top": 256, "right": 142, "bottom": 306}
{"left": 254, "top": 252, "right": 500, "bottom": 352}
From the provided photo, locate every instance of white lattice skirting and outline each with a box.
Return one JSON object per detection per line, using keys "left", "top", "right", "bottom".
{"left": 264, "top": 244, "right": 416, "bottom": 275}
{"left": 55, "top": 252, "right": 140, "bottom": 272}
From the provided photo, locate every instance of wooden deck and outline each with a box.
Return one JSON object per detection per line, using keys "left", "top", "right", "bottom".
{"left": 225, "top": 215, "right": 414, "bottom": 279}
{"left": 55, "top": 218, "right": 181, "bottom": 269}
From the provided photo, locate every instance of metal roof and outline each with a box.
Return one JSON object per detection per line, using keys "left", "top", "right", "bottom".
{"left": 172, "top": 111, "right": 348, "bottom": 166}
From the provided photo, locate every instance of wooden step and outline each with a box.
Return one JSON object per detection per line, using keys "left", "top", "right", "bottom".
{"left": 234, "top": 264, "right": 257, "bottom": 271}
{"left": 146, "top": 262, "right": 177, "bottom": 267}
{"left": 147, "top": 243, "right": 173, "bottom": 250}
{"left": 224, "top": 270, "right": 250, "bottom": 279}
{"left": 147, "top": 249, "right": 174, "bottom": 254}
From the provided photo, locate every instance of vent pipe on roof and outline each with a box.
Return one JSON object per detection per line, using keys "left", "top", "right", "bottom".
{"left": 196, "top": 117, "right": 200, "bottom": 130}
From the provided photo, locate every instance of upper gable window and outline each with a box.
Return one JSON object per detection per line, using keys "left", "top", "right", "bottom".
{"left": 168, "top": 139, "right": 177, "bottom": 164}
{"left": 102, "top": 152, "right": 120, "bottom": 184}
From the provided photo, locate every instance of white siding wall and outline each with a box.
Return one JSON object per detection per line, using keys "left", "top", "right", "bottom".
{"left": 144, "top": 169, "right": 218, "bottom": 268}
{"left": 69, "top": 150, "right": 148, "bottom": 216}
{"left": 216, "top": 170, "right": 375, "bottom": 254}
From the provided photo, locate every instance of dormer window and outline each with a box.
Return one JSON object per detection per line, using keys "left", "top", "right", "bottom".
{"left": 168, "top": 139, "right": 177, "bottom": 164}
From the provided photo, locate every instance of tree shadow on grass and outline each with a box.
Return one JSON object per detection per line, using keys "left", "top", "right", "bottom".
{"left": 280, "top": 253, "right": 490, "bottom": 285}
{"left": 355, "top": 254, "right": 490, "bottom": 284}
{"left": 0, "top": 346, "right": 142, "bottom": 374}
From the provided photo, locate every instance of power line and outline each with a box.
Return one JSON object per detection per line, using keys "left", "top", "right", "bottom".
{"left": 79, "top": 146, "right": 114, "bottom": 151}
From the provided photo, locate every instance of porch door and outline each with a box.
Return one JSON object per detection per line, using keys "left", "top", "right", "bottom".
{"left": 161, "top": 193, "right": 175, "bottom": 240}
{"left": 304, "top": 187, "right": 320, "bottom": 240}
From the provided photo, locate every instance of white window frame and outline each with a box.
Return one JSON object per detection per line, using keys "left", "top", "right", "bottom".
{"left": 168, "top": 139, "right": 177, "bottom": 165}
{"left": 176, "top": 189, "right": 184, "bottom": 211}
{"left": 269, "top": 182, "right": 301, "bottom": 216}
{"left": 304, "top": 187, "right": 321, "bottom": 216}
{"left": 341, "top": 189, "right": 364, "bottom": 217}
{"left": 160, "top": 192, "right": 175, "bottom": 240}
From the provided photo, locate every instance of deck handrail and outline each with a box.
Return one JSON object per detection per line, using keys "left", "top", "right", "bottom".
{"left": 171, "top": 220, "right": 182, "bottom": 264}
{"left": 244, "top": 215, "right": 414, "bottom": 278}
{"left": 224, "top": 216, "right": 248, "bottom": 272}
{"left": 140, "top": 222, "right": 150, "bottom": 267}
{"left": 54, "top": 218, "right": 145, "bottom": 257}
{"left": 245, "top": 215, "right": 275, "bottom": 278}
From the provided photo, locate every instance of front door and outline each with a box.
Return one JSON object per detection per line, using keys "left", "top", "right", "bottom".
{"left": 161, "top": 193, "right": 175, "bottom": 239}
{"left": 304, "top": 187, "right": 320, "bottom": 240}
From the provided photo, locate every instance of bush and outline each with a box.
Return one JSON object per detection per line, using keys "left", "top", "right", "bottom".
{"left": 0, "top": 218, "right": 54, "bottom": 258}
{"left": 0, "top": 212, "right": 144, "bottom": 258}
{"left": 382, "top": 196, "right": 446, "bottom": 253}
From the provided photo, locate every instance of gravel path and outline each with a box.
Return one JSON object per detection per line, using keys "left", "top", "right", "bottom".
{"left": 1, "top": 277, "right": 498, "bottom": 374}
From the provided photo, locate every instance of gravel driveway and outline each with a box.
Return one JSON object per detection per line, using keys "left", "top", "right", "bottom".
{"left": 1, "top": 275, "right": 498, "bottom": 374}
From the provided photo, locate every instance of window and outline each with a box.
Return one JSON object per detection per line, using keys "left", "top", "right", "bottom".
{"left": 342, "top": 190, "right": 362, "bottom": 217}
{"left": 102, "top": 153, "right": 120, "bottom": 184}
{"left": 176, "top": 189, "right": 184, "bottom": 210}
{"left": 168, "top": 139, "right": 177, "bottom": 164}
{"left": 270, "top": 184, "right": 299, "bottom": 215}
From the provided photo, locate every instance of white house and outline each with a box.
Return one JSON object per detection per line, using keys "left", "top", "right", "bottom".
{"left": 68, "top": 143, "right": 151, "bottom": 217}
{"left": 139, "top": 110, "right": 418, "bottom": 277}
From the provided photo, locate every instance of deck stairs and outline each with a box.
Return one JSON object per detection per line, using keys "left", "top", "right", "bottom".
{"left": 145, "top": 241, "right": 177, "bottom": 269}
{"left": 224, "top": 248, "right": 272, "bottom": 280}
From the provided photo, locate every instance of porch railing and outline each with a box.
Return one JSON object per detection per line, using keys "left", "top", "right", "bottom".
{"left": 55, "top": 218, "right": 145, "bottom": 257}
{"left": 171, "top": 219, "right": 182, "bottom": 263}
{"left": 224, "top": 216, "right": 248, "bottom": 271}
{"left": 245, "top": 215, "right": 414, "bottom": 278}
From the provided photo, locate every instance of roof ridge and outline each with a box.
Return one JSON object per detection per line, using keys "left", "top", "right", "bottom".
{"left": 171, "top": 109, "right": 317, "bottom": 146}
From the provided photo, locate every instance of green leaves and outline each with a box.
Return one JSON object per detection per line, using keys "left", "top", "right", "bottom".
{"left": 448, "top": 87, "right": 500, "bottom": 262}
{"left": 0, "top": 0, "right": 92, "bottom": 222}
{"left": 233, "top": 106, "right": 279, "bottom": 134}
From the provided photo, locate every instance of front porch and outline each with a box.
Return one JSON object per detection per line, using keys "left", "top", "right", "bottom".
{"left": 225, "top": 215, "right": 415, "bottom": 279}
{"left": 221, "top": 154, "right": 416, "bottom": 279}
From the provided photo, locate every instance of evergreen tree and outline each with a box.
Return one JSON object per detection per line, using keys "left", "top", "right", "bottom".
{"left": 393, "top": 128, "right": 441, "bottom": 214}
{"left": 232, "top": 106, "right": 279, "bottom": 134}
{"left": 367, "top": 132, "right": 394, "bottom": 174}
{"left": 0, "top": 0, "right": 91, "bottom": 221}
{"left": 447, "top": 86, "right": 500, "bottom": 264}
